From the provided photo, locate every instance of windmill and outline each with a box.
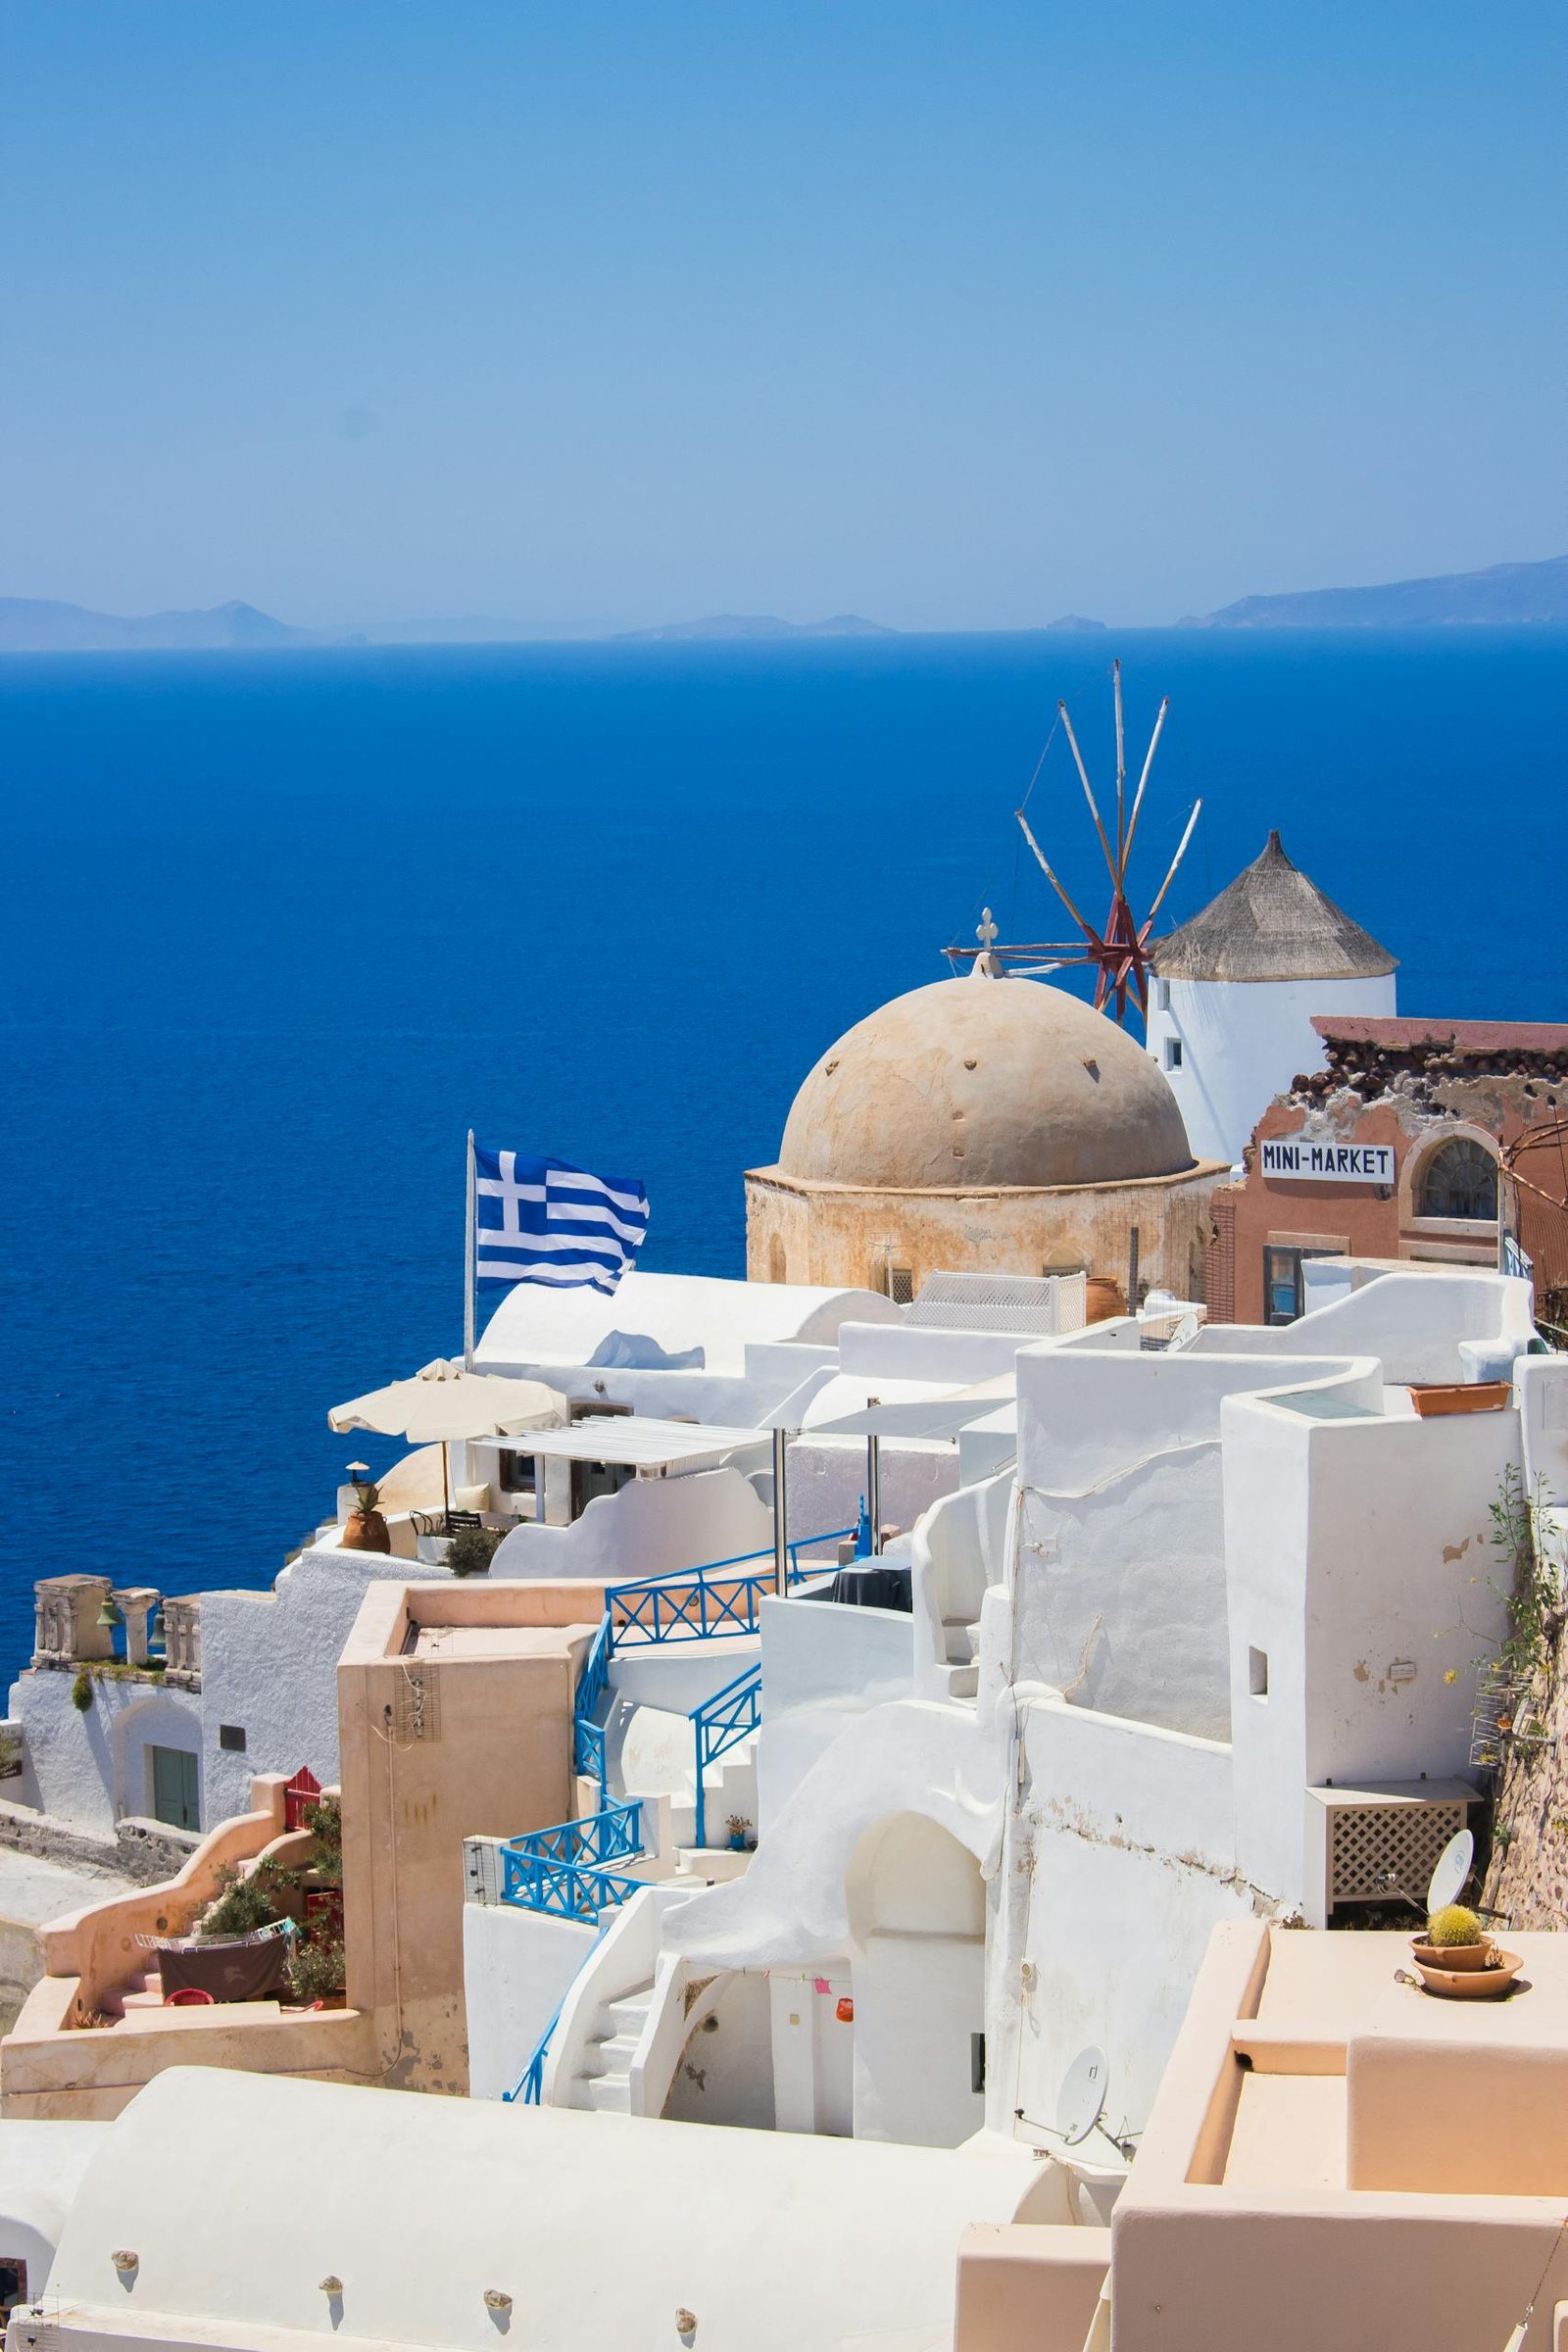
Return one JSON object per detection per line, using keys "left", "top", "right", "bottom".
{"left": 946, "top": 661, "right": 1200, "bottom": 1025}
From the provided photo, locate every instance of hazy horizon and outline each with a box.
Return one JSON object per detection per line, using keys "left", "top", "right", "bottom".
{"left": 5, "top": 5, "right": 1564, "bottom": 631}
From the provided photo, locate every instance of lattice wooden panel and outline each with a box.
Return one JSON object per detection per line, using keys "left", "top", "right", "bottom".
{"left": 394, "top": 1665, "right": 441, "bottom": 1745}
{"left": 1329, "top": 1800, "right": 1468, "bottom": 1906}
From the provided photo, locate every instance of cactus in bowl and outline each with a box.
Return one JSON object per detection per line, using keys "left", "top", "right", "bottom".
{"left": 1426, "top": 1903, "right": 1486, "bottom": 1948}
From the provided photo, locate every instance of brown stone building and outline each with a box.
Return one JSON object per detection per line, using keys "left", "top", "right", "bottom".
{"left": 745, "top": 963, "right": 1227, "bottom": 1302}
{"left": 1208, "top": 1015, "right": 1568, "bottom": 1325}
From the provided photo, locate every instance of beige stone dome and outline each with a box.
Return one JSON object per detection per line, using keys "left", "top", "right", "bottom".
{"left": 775, "top": 970, "right": 1195, "bottom": 1191}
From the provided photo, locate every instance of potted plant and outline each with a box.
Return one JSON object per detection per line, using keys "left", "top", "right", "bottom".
{"left": 725, "top": 1813, "right": 752, "bottom": 1853}
{"left": 447, "top": 1524, "right": 502, "bottom": 1578}
{"left": 340, "top": 1474, "right": 391, "bottom": 1554}
{"left": 1413, "top": 1903, "right": 1494, "bottom": 1971}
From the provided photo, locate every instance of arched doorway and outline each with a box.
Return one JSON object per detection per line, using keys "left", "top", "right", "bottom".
{"left": 844, "top": 1811, "right": 986, "bottom": 2146}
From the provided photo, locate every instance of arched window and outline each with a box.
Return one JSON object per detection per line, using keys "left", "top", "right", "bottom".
{"left": 1417, "top": 1137, "right": 1498, "bottom": 1222}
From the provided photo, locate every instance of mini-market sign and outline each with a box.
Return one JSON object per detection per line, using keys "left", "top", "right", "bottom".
{"left": 1259, "top": 1134, "right": 1395, "bottom": 1186}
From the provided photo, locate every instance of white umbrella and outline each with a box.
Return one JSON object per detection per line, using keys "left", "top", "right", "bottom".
{"left": 327, "top": 1359, "right": 566, "bottom": 1524}
{"left": 328, "top": 1358, "right": 566, "bottom": 1445}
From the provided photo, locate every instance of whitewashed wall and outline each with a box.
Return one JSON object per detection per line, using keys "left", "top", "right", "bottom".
{"left": 12, "top": 1544, "right": 427, "bottom": 1838}
{"left": 1224, "top": 1390, "right": 1517, "bottom": 1904}
{"left": 11, "top": 1670, "right": 204, "bottom": 1837}
{"left": 988, "top": 1696, "right": 1250, "bottom": 2144}
{"left": 489, "top": 1466, "right": 773, "bottom": 1586}
{"left": 1189, "top": 1268, "right": 1536, "bottom": 1388}
{"left": 1146, "top": 969, "right": 1396, "bottom": 1167}
{"left": 783, "top": 1440, "right": 958, "bottom": 1555}
{"left": 1016, "top": 1443, "right": 1232, "bottom": 1739}
{"left": 200, "top": 1547, "right": 438, "bottom": 1823}
{"left": 462, "top": 1903, "right": 595, "bottom": 2103}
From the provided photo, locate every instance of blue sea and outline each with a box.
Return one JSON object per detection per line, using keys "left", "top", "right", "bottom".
{"left": 2, "top": 628, "right": 1565, "bottom": 1679}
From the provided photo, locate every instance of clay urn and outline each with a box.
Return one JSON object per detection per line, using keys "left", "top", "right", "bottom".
{"left": 341, "top": 1479, "right": 391, "bottom": 1554}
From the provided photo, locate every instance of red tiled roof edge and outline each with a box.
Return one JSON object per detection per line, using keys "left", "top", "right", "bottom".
{"left": 1311, "top": 1015, "right": 1568, "bottom": 1054}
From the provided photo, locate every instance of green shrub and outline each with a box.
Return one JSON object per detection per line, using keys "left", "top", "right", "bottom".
{"left": 70, "top": 1666, "right": 94, "bottom": 1712}
{"left": 448, "top": 1525, "right": 502, "bottom": 1578}
{"left": 1427, "top": 1902, "right": 1486, "bottom": 1948}
{"left": 287, "top": 1929, "right": 346, "bottom": 2004}
{"left": 199, "top": 1863, "right": 284, "bottom": 1940}
{"left": 302, "top": 1796, "right": 343, "bottom": 1886}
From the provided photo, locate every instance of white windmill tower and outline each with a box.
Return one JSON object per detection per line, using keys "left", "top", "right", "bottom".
{"left": 1145, "top": 830, "right": 1398, "bottom": 1167}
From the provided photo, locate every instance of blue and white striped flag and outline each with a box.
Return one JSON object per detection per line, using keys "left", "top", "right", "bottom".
{"left": 473, "top": 1149, "right": 650, "bottom": 1296}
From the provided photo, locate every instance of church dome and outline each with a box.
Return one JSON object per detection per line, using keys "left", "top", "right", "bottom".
{"left": 774, "top": 970, "right": 1196, "bottom": 1191}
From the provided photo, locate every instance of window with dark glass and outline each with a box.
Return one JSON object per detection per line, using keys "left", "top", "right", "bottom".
{"left": 1417, "top": 1138, "right": 1498, "bottom": 1221}
{"left": 1262, "top": 1245, "right": 1343, "bottom": 1326}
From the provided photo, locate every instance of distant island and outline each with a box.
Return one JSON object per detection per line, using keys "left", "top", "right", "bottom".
{"left": 1184, "top": 552, "right": 1568, "bottom": 630}
{"left": 0, "top": 598, "right": 897, "bottom": 653}
{"left": 0, "top": 597, "right": 320, "bottom": 653}
{"left": 613, "top": 612, "right": 895, "bottom": 643}
{"left": 6, "top": 557, "right": 1568, "bottom": 653}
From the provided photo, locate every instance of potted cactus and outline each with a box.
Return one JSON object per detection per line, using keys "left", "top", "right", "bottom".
{"left": 340, "top": 1474, "right": 391, "bottom": 1554}
{"left": 1414, "top": 1903, "right": 1494, "bottom": 1972}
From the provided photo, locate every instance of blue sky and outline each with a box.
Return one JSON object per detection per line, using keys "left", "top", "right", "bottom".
{"left": 4, "top": 3, "right": 1564, "bottom": 629}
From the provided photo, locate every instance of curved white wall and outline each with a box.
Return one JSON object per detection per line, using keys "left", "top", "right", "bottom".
{"left": 1146, "top": 971, "right": 1397, "bottom": 1167}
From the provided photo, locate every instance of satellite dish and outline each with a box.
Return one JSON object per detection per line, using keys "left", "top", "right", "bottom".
{"left": 1167, "top": 1310, "right": 1202, "bottom": 1352}
{"left": 1427, "top": 1829, "right": 1474, "bottom": 1915}
{"left": 1056, "top": 2046, "right": 1108, "bottom": 2147}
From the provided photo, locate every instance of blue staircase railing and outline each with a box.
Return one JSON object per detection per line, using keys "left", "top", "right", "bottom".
{"left": 572, "top": 1617, "right": 612, "bottom": 1796}
{"left": 501, "top": 1855, "right": 649, "bottom": 1920}
{"left": 566, "top": 1526, "right": 850, "bottom": 1815}
{"left": 503, "top": 1920, "right": 613, "bottom": 2106}
{"left": 690, "top": 1665, "right": 762, "bottom": 1851}
{"left": 605, "top": 1528, "right": 853, "bottom": 1656}
{"left": 501, "top": 1797, "right": 643, "bottom": 1878}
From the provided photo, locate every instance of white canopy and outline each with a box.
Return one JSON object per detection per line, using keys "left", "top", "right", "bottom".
{"left": 328, "top": 1357, "right": 566, "bottom": 1445}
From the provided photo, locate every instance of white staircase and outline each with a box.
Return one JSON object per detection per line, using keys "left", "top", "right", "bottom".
{"left": 939, "top": 1614, "right": 982, "bottom": 1700}
{"left": 612, "top": 1698, "right": 760, "bottom": 1871}
{"left": 575, "top": 1980, "right": 655, "bottom": 2112}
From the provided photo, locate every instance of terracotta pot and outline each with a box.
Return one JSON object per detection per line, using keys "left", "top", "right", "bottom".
{"left": 1408, "top": 1382, "right": 1512, "bottom": 1418}
{"left": 1411, "top": 1948, "right": 1523, "bottom": 2000}
{"left": 1411, "top": 1935, "right": 1494, "bottom": 1973}
{"left": 341, "top": 1510, "right": 391, "bottom": 1553}
{"left": 1085, "top": 1275, "right": 1127, "bottom": 1325}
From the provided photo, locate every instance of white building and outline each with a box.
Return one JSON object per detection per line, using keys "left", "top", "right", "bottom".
{"left": 1145, "top": 830, "right": 1397, "bottom": 1166}
{"left": 464, "top": 1263, "right": 1541, "bottom": 2171}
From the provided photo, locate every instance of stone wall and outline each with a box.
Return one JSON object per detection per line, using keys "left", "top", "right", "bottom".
{"left": 0, "top": 1793, "right": 199, "bottom": 1886}
{"left": 745, "top": 1164, "right": 1224, "bottom": 1304}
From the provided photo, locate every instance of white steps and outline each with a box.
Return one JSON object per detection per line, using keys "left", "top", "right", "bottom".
{"left": 941, "top": 1616, "right": 983, "bottom": 1700}
{"left": 574, "top": 1981, "right": 654, "bottom": 2112}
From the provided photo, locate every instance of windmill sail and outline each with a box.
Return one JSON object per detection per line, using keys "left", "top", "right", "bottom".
{"left": 946, "top": 661, "right": 1199, "bottom": 1025}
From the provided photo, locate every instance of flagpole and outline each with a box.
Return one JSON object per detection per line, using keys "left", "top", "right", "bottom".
{"left": 464, "top": 1129, "right": 477, "bottom": 1372}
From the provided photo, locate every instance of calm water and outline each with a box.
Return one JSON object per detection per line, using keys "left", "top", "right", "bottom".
{"left": 2, "top": 628, "right": 1565, "bottom": 1677}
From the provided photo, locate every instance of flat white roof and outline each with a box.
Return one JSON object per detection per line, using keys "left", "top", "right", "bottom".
{"left": 44, "top": 2068, "right": 1039, "bottom": 2352}
{"left": 473, "top": 1415, "right": 767, "bottom": 1468}
{"left": 474, "top": 1269, "right": 901, "bottom": 1379}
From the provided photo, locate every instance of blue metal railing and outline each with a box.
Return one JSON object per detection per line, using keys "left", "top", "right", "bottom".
{"left": 504, "top": 1930, "right": 609, "bottom": 2106}
{"left": 605, "top": 1528, "right": 853, "bottom": 1656}
{"left": 508, "top": 2007, "right": 558, "bottom": 2104}
{"left": 500, "top": 1797, "right": 642, "bottom": 1886}
{"left": 690, "top": 1665, "right": 762, "bottom": 1851}
{"left": 500, "top": 1855, "right": 649, "bottom": 1920}
{"left": 572, "top": 1617, "right": 612, "bottom": 1797}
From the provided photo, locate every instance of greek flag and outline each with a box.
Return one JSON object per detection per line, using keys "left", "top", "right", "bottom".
{"left": 473, "top": 1149, "right": 650, "bottom": 1295}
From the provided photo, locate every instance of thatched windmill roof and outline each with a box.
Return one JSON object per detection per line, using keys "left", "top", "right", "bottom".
{"left": 1151, "top": 831, "right": 1396, "bottom": 984}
